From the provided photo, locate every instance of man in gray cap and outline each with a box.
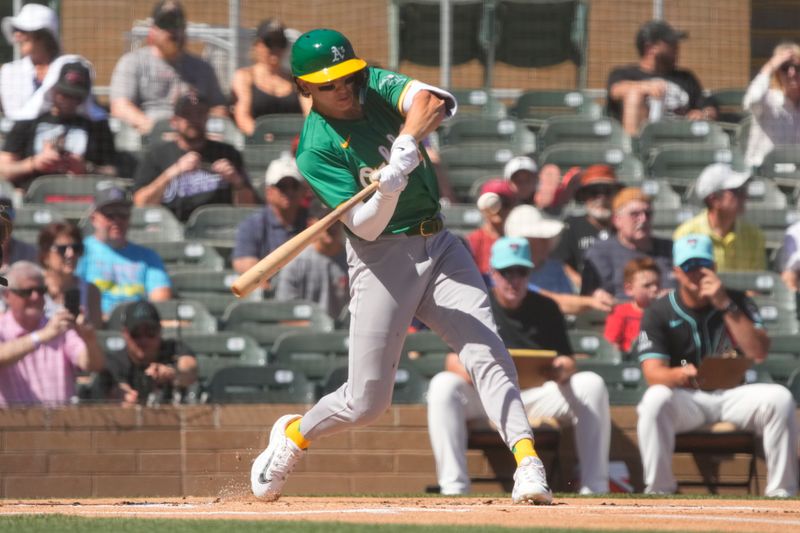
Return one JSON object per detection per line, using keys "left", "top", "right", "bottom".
{"left": 76, "top": 184, "right": 172, "bottom": 317}
{"left": 606, "top": 19, "right": 718, "bottom": 135}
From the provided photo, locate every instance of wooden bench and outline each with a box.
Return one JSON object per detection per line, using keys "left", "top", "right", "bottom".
{"left": 674, "top": 422, "right": 759, "bottom": 494}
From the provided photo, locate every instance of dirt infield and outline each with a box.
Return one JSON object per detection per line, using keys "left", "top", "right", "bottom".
{"left": 2, "top": 496, "right": 799, "bottom": 531}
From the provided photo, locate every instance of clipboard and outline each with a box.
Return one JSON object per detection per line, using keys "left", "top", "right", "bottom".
{"left": 695, "top": 357, "right": 752, "bottom": 391}
{"left": 509, "top": 348, "right": 557, "bottom": 389}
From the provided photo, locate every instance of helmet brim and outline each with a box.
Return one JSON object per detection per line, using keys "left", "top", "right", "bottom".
{"left": 296, "top": 58, "right": 367, "bottom": 83}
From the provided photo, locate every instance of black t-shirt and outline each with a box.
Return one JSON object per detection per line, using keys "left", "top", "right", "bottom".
{"left": 490, "top": 290, "right": 573, "bottom": 355}
{"left": 634, "top": 289, "right": 762, "bottom": 367}
{"left": 552, "top": 214, "right": 612, "bottom": 274}
{"left": 2, "top": 112, "right": 117, "bottom": 186}
{"left": 133, "top": 139, "right": 251, "bottom": 222}
{"left": 606, "top": 64, "right": 715, "bottom": 121}
{"left": 96, "top": 338, "right": 193, "bottom": 404}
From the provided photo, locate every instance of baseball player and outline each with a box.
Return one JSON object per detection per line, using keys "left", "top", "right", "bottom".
{"left": 250, "top": 28, "right": 552, "bottom": 505}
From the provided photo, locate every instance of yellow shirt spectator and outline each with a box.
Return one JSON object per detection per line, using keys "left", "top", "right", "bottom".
{"left": 673, "top": 210, "right": 766, "bottom": 271}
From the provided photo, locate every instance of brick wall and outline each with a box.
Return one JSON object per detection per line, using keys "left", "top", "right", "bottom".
{"left": 0, "top": 405, "right": 773, "bottom": 498}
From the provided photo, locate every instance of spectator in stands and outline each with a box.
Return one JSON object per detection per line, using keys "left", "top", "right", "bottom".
{"left": 133, "top": 92, "right": 256, "bottom": 222}
{"left": 0, "top": 4, "right": 60, "bottom": 119}
{"left": 274, "top": 199, "right": 348, "bottom": 320}
{"left": 37, "top": 221, "right": 102, "bottom": 329}
{"left": 77, "top": 185, "right": 173, "bottom": 316}
{"left": 780, "top": 221, "right": 800, "bottom": 293}
{"left": 427, "top": 237, "right": 610, "bottom": 495}
{"left": 635, "top": 234, "right": 797, "bottom": 497}
{"left": 109, "top": 0, "right": 227, "bottom": 134}
{"left": 503, "top": 156, "right": 538, "bottom": 205}
{"left": 604, "top": 257, "right": 661, "bottom": 354}
{"left": 232, "top": 157, "right": 308, "bottom": 281}
{"left": 554, "top": 165, "right": 623, "bottom": 289}
{"left": 231, "top": 19, "right": 310, "bottom": 136}
{"left": 0, "top": 198, "right": 38, "bottom": 274}
{"left": 95, "top": 300, "right": 197, "bottom": 406}
{"left": 0, "top": 261, "right": 104, "bottom": 407}
{"left": 744, "top": 41, "right": 800, "bottom": 168}
{"left": 581, "top": 187, "right": 674, "bottom": 301}
{"left": 673, "top": 163, "right": 765, "bottom": 272}
{"left": 607, "top": 20, "right": 718, "bottom": 135}
{"left": 0, "top": 56, "right": 117, "bottom": 191}
{"left": 467, "top": 179, "right": 516, "bottom": 277}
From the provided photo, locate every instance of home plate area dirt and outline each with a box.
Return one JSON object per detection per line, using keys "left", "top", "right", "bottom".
{"left": 2, "top": 496, "right": 800, "bottom": 531}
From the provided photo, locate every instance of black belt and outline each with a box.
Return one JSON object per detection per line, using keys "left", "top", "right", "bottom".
{"left": 404, "top": 217, "right": 444, "bottom": 237}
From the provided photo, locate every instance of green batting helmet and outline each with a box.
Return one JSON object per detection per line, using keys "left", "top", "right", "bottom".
{"left": 291, "top": 28, "right": 367, "bottom": 84}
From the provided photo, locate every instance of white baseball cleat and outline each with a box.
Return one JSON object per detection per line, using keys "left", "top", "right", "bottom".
{"left": 512, "top": 456, "right": 553, "bottom": 505}
{"left": 250, "top": 414, "right": 305, "bottom": 501}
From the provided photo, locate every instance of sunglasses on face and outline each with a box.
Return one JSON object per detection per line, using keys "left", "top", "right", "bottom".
{"left": 680, "top": 258, "right": 715, "bottom": 273}
{"left": 99, "top": 208, "right": 131, "bottom": 220}
{"left": 51, "top": 243, "right": 84, "bottom": 256}
{"left": 131, "top": 325, "right": 161, "bottom": 339}
{"left": 497, "top": 266, "right": 531, "bottom": 280}
{"left": 779, "top": 62, "right": 800, "bottom": 73}
{"left": 316, "top": 74, "right": 358, "bottom": 92}
{"left": 584, "top": 185, "right": 619, "bottom": 198}
{"left": 622, "top": 209, "right": 653, "bottom": 219}
{"left": 10, "top": 286, "right": 47, "bottom": 298}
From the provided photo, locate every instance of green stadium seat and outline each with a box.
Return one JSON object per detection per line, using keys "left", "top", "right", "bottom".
{"left": 171, "top": 269, "right": 259, "bottom": 320}
{"left": 650, "top": 206, "right": 701, "bottom": 239}
{"left": 756, "top": 145, "right": 800, "bottom": 197}
{"left": 537, "top": 116, "right": 629, "bottom": 152}
{"left": 183, "top": 204, "right": 260, "bottom": 251}
{"left": 575, "top": 360, "right": 646, "bottom": 405}
{"left": 568, "top": 329, "right": 622, "bottom": 363}
{"left": 442, "top": 116, "right": 535, "bottom": 153}
{"left": 439, "top": 144, "right": 515, "bottom": 201}
{"left": 206, "top": 365, "right": 316, "bottom": 404}
{"left": 646, "top": 145, "right": 745, "bottom": 192}
{"left": 640, "top": 179, "right": 683, "bottom": 209}
{"left": 24, "top": 175, "right": 130, "bottom": 220}
{"left": 246, "top": 114, "right": 305, "bottom": 146}
{"left": 205, "top": 116, "right": 244, "bottom": 150}
{"left": 440, "top": 203, "right": 483, "bottom": 236}
{"left": 179, "top": 332, "right": 267, "bottom": 393}
{"left": 222, "top": 300, "right": 336, "bottom": 352}
{"left": 10, "top": 204, "right": 65, "bottom": 245}
{"left": 510, "top": 90, "right": 589, "bottom": 129}
{"left": 106, "top": 299, "right": 218, "bottom": 337}
{"left": 449, "top": 89, "right": 507, "bottom": 118}
{"left": 636, "top": 119, "right": 730, "bottom": 159}
{"left": 400, "top": 330, "right": 453, "bottom": 379}
{"left": 320, "top": 364, "right": 430, "bottom": 404}
{"left": 710, "top": 88, "right": 747, "bottom": 124}
{"left": 718, "top": 271, "right": 791, "bottom": 302}
{"left": 538, "top": 144, "right": 644, "bottom": 183}
{"left": 80, "top": 205, "right": 184, "bottom": 244}
{"left": 271, "top": 330, "right": 349, "bottom": 383}
{"left": 785, "top": 367, "right": 800, "bottom": 404}
{"left": 146, "top": 240, "right": 225, "bottom": 274}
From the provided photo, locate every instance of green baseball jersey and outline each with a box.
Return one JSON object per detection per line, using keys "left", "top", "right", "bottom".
{"left": 296, "top": 67, "right": 440, "bottom": 235}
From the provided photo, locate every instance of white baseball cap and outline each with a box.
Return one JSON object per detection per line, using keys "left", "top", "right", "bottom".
{"left": 694, "top": 163, "right": 751, "bottom": 200}
{"left": 2, "top": 4, "right": 59, "bottom": 45}
{"left": 265, "top": 157, "right": 303, "bottom": 186}
{"left": 504, "top": 204, "right": 564, "bottom": 239}
{"left": 503, "top": 156, "right": 538, "bottom": 180}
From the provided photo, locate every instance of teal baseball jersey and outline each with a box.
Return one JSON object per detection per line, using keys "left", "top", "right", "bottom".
{"left": 296, "top": 67, "right": 440, "bottom": 234}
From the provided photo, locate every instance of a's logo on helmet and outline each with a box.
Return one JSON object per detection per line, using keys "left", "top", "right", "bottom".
{"left": 331, "top": 46, "right": 346, "bottom": 63}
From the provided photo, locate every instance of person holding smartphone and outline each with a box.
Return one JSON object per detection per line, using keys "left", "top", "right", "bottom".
{"left": 37, "top": 221, "right": 102, "bottom": 329}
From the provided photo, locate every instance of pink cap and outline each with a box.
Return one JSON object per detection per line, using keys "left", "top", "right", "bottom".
{"left": 479, "top": 179, "right": 515, "bottom": 199}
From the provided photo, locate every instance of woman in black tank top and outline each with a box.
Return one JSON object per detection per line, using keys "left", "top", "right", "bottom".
{"left": 231, "top": 20, "right": 308, "bottom": 136}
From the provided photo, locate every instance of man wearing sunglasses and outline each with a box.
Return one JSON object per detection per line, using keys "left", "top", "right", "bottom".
{"left": 635, "top": 234, "right": 797, "bottom": 497}
{"left": 428, "top": 237, "right": 610, "bottom": 496}
{"left": 94, "top": 300, "right": 196, "bottom": 406}
{"left": 77, "top": 185, "right": 172, "bottom": 317}
{"left": 251, "top": 29, "right": 552, "bottom": 506}
{"left": 0, "top": 261, "right": 104, "bottom": 407}
{"left": 674, "top": 163, "right": 766, "bottom": 272}
{"left": 109, "top": 0, "right": 226, "bottom": 134}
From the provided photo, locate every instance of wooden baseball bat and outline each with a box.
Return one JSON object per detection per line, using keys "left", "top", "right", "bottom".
{"left": 231, "top": 180, "right": 380, "bottom": 298}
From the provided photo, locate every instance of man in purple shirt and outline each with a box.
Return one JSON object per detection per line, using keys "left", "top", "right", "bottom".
{"left": 0, "top": 261, "right": 104, "bottom": 406}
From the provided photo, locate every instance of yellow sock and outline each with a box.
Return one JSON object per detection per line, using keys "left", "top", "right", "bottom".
{"left": 284, "top": 417, "right": 311, "bottom": 449}
{"left": 512, "top": 438, "right": 538, "bottom": 465}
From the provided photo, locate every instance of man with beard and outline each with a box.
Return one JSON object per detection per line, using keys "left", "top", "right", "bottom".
{"left": 606, "top": 20, "right": 718, "bottom": 135}
{"left": 132, "top": 92, "right": 256, "bottom": 222}
{"left": 581, "top": 187, "right": 675, "bottom": 302}
{"left": 553, "top": 165, "right": 623, "bottom": 290}
{"left": 109, "top": 0, "right": 226, "bottom": 134}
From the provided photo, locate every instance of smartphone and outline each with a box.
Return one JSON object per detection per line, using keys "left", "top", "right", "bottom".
{"left": 64, "top": 287, "right": 81, "bottom": 316}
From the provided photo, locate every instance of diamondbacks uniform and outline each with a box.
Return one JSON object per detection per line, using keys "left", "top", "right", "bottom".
{"left": 635, "top": 289, "right": 798, "bottom": 496}
{"left": 293, "top": 67, "right": 535, "bottom": 454}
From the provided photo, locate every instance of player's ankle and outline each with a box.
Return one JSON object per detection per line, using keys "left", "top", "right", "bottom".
{"left": 512, "top": 438, "right": 538, "bottom": 465}
{"left": 285, "top": 417, "right": 311, "bottom": 449}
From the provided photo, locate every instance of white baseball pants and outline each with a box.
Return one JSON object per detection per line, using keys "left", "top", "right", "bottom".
{"left": 428, "top": 370, "right": 611, "bottom": 495}
{"left": 637, "top": 383, "right": 799, "bottom": 496}
{"left": 299, "top": 231, "right": 533, "bottom": 454}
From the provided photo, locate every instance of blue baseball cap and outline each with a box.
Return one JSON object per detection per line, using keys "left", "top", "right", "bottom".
{"left": 673, "top": 234, "right": 714, "bottom": 268}
{"left": 490, "top": 237, "right": 535, "bottom": 270}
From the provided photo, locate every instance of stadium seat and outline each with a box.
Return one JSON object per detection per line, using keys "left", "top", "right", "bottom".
{"left": 509, "top": 90, "right": 589, "bottom": 129}
{"left": 650, "top": 206, "right": 701, "bottom": 239}
{"left": 178, "top": 331, "right": 267, "bottom": 393}
{"left": 24, "top": 175, "right": 130, "bottom": 220}
{"left": 537, "top": 116, "right": 630, "bottom": 152}
{"left": 222, "top": 300, "right": 336, "bottom": 352}
{"left": 636, "top": 119, "right": 730, "bottom": 159}
{"left": 717, "top": 271, "right": 791, "bottom": 302}
{"left": 206, "top": 365, "right": 316, "bottom": 404}
{"left": 270, "top": 330, "right": 349, "bottom": 383}
{"left": 753, "top": 299, "right": 798, "bottom": 335}
{"left": 646, "top": 146, "right": 745, "bottom": 192}
{"left": 80, "top": 205, "right": 184, "bottom": 244}
{"left": 640, "top": 179, "right": 683, "bottom": 209}
{"left": 538, "top": 144, "right": 645, "bottom": 184}
{"left": 449, "top": 89, "right": 507, "bottom": 118}
{"left": 440, "top": 203, "right": 483, "bottom": 236}
{"left": 183, "top": 204, "right": 260, "bottom": 249}
{"left": 568, "top": 329, "right": 622, "bottom": 363}
{"left": 205, "top": 116, "right": 244, "bottom": 150}
{"left": 439, "top": 144, "right": 515, "bottom": 201}
{"left": 710, "top": 88, "right": 747, "bottom": 124}
{"left": 246, "top": 113, "right": 305, "bottom": 146}
{"left": 320, "top": 364, "right": 429, "bottom": 404}
{"left": 243, "top": 144, "right": 294, "bottom": 187}
{"left": 10, "top": 204, "right": 65, "bottom": 245}
{"left": 441, "top": 116, "right": 536, "bottom": 153}
{"left": 146, "top": 240, "right": 225, "bottom": 274}
{"left": 574, "top": 360, "right": 646, "bottom": 405}
{"left": 756, "top": 145, "right": 800, "bottom": 197}
{"left": 170, "top": 269, "right": 260, "bottom": 320}
{"left": 400, "top": 330, "right": 453, "bottom": 379}
{"left": 106, "top": 299, "right": 218, "bottom": 337}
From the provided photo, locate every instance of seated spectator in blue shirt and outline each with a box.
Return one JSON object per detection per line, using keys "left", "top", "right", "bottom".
{"left": 231, "top": 157, "right": 308, "bottom": 288}
{"left": 76, "top": 185, "right": 172, "bottom": 316}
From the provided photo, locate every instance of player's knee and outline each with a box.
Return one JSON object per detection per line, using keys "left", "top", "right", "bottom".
{"left": 573, "top": 371, "right": 609, "bottom": 402}
{"left": 349, "top": 391, "right": 393, "bottom": 425}
{"left": 760, "top": 384, "right": 796, "bottom": 418}
{"left": 428, "top": 371, "right": 468, "bottom": 405}
{"left": 637, "top": 384, "right": 674, "bottom": 419}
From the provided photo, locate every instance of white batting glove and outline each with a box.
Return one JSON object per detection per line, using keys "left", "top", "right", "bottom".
{"left": 376, "top": 164, "right": 408, "bottom": 195}
{"left": 389, "top": 134, "right": 421, "bottom": 175}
